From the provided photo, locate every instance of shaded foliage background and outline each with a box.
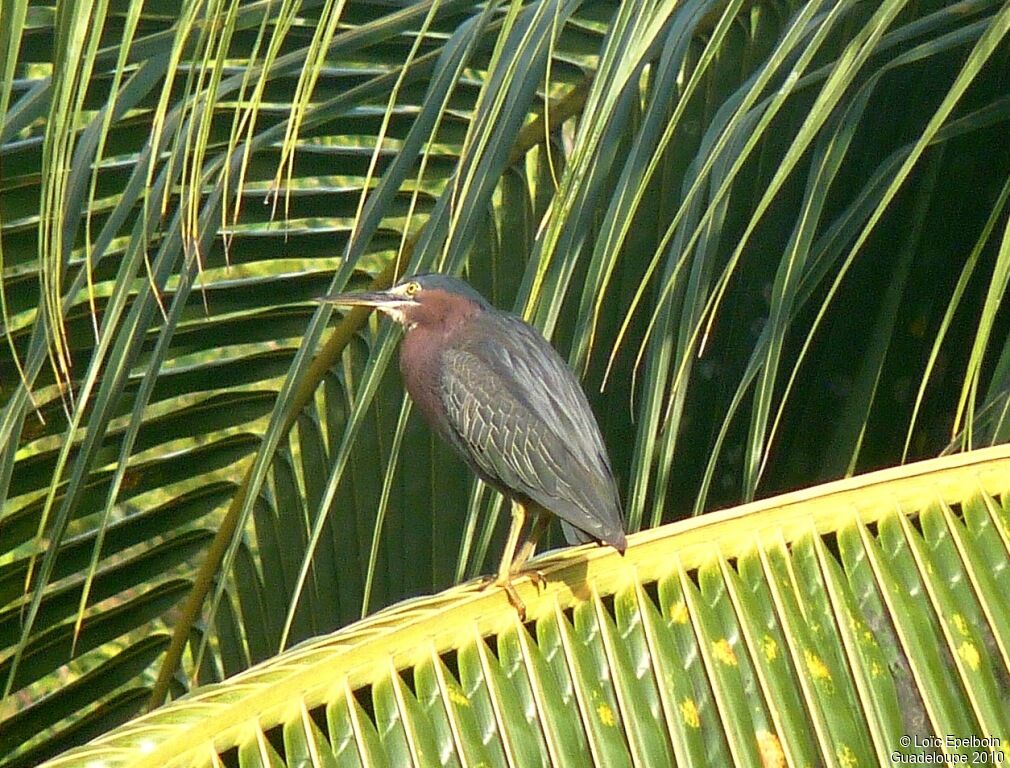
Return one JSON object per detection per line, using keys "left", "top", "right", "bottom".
{"left": 1, "top": 0, "right": 1009, "bottom": 763}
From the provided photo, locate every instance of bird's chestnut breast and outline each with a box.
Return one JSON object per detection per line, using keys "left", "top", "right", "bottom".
{"left": 398, "top": 289, "right": 478, "bottom": 433}
{"left": 399, "top": 326, "right": 446, "bottom": 428}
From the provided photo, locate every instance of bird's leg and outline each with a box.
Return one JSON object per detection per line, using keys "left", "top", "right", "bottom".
{"left": 491, "top": 499, "right": 527, "bottom": 618}
{"left": 496, "top": 499, "right": 526, "bottom": 580}
{"left": 510, "top": 509, "right": 550, "bottom": 590}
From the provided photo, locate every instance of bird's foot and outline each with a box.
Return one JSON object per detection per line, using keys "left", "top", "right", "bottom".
{"left": 500, "top": 578, "right": 527, "bottom": 621}
{"left": 526, "top": 568, "right": 547, "bottom": 592}
{"left": 478, "top": 574, "right": 527, "bottom": 620}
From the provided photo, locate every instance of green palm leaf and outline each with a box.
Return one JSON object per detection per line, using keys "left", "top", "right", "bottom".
{"left": 37, "top": 447, "right": 1010, "bottom": 767}
{"left": 3, "top": 0, "right": 1010, "bottom": 761}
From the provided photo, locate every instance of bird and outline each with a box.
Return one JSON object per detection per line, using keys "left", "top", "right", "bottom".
{"left": 321, "top": 273, "right": 626, "bottom": 617}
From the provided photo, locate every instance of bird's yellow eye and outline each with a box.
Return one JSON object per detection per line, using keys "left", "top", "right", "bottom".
{"left": 405, "top": 281, "right": 421, "bottom": 297}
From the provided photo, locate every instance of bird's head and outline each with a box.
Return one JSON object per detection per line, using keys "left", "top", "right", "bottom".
{"left": 319, "top": 273, "right": 490, "bottom": 329}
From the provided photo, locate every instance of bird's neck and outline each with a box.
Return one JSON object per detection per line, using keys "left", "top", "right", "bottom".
{"left": 399, "top": 311, "right": 464, "bottom": 371}
{"left": 406, "top": 297, "right": 478, "bottom": 332}
{"left": 398, "top": 299, "right": 481, "bottom": 416}
{"left": 399, "top": 323, "right": 455, "bottom": 431}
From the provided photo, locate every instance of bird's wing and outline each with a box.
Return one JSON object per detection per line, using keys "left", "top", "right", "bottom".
{"left": 440, "top": 312, "right": 625, "bottom": 549}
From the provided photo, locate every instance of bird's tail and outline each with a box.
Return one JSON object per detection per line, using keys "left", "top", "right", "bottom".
{"left": 561, "top": 519, "right": 627, "bottom": 554}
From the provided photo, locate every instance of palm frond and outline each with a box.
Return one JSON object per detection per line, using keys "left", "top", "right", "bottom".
{"left": 39, "top": 446, "right": 1010, "bottom": 768}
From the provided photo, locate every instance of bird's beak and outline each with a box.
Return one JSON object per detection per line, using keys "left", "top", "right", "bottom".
{"left": 317, "top": 289, "right": 418, "bottom": 325}
{"left": 318, "top": 289, "right": 403, "bottom": 308}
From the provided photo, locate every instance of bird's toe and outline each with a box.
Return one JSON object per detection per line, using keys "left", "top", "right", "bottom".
{"left": 478, "top": 574, "right": 527, "bottom": 620}
{"left": 501, "top": 580, "right": 527, "bottom": 621}
{"left": 526, "top": 569, "right": 547, "bottom": 592}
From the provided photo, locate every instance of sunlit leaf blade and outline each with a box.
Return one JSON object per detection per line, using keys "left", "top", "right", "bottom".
{"left": 30, "top": 446, "right": 1010, "bottom": 767}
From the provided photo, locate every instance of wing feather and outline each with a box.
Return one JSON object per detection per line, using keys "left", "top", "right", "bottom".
{"left": 439, "top": 311, "right": 625, "bottom": 549}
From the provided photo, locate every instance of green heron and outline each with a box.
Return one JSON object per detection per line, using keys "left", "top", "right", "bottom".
{"left": 322, "top": 273, "right": 626, "bottom": 615}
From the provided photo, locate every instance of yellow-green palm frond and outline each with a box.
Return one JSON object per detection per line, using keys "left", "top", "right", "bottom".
{"left": 43, "top": 446, "right": 1010, "bottom": 767}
